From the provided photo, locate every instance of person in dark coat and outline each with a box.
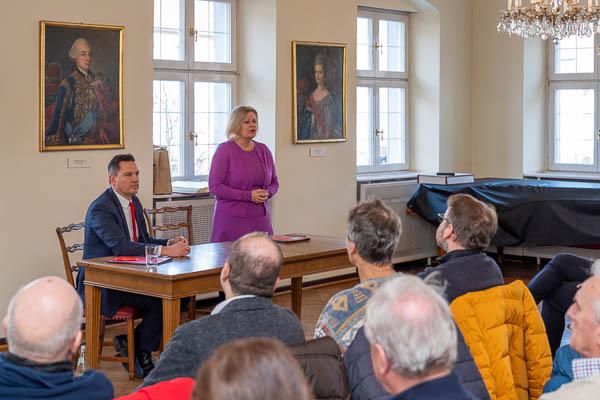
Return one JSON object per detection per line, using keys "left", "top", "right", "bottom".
{"left": 345, "top": 193, "right": 503, "bottom": 400}
{"left": 141, "top": 232, "right": 305, "bottom": 387}
{"left": 0, "top": 276, "right": 112, "bottom": 400}
{"left": 365, "top": 275, "right": 476, "bottom": 400}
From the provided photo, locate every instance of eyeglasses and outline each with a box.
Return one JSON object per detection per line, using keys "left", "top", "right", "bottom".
{"left": 437, "top": 213, "right": 449, "bottom": 224}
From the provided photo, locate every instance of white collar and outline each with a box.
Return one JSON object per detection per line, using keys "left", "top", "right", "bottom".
{"left": 211, "top": 295, "right": 257, "bottom": 315}
{"left": 112, "top": 188, "right": 132, "bottom": 209}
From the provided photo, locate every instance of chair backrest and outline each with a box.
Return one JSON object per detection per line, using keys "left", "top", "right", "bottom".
{"left": 144, "top": 205, "right": 194, "bottom": 245}
{"left": 56, "top": 222, "right": 85, "bottom": 288}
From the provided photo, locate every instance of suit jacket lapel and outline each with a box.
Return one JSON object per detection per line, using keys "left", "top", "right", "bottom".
{"left": 108, "top": 188, "right": 132, "bottom": 239}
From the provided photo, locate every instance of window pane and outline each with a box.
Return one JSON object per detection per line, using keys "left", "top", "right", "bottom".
{"left": 357, "top": 17, "right": 373, "bottom": 71}
{"left": 379, "top": 19, "right": 405, "bottom": 73}
{"left": 154, "top": 0, "right": 185, "bottom": 61}
{"left": 555, "top": 33, "right": 594, "bottom": 74}
{"left": 194, "top": 81, "right": 231, "bottom": 176}
{"left": 553, "top": 88, "right": 594, "bottom": 165}
{"left": 378, "top": 87, "right": 406, "bottom": 165}
{"left": 194, "top": 0, "right": 231, "bottom": 63}
{"left": 153, "top": 80, "right": 185, "bottom": 177}
{"left": 356, "top": 86, "right": 373, "bottom": 167}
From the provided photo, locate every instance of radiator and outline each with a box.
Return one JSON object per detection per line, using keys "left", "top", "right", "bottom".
{"left": 358, "top": 181, "right": 437, "bottom": 263}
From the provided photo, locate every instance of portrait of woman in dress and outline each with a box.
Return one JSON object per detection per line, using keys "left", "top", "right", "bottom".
{"left": 208, "top": 105, "right": 278, "bottom": 243}
{"left": 293, "top": 42, "right": 346, "bottom": 143}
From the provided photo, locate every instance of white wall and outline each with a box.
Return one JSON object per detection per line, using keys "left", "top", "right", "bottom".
{"left": 472, "top": 0, "right": 524, "bottom": 178}
{"left": 0, "top": 0, "right": 154, "bottom": 316}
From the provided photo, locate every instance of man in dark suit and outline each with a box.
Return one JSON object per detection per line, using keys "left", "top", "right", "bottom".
{"left": 80, "top": 154, "right": 190, "bottom": 377}
{"left": 140, "top": 232, "right": 306, "bottom": 387}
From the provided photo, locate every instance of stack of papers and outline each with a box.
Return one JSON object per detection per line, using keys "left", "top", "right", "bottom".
{"left": 171, "top": 180, "right": 209, "bottom": 194}
{"left": 417, "top": 173, "right": 474, "bottom": 185}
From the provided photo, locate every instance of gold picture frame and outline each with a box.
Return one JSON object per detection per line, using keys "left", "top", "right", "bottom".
{"left": 39, "top": 20, "right": 124, "bottom": 151}
{"left": 292, "top": 41, "right": 347, "bottom": 144}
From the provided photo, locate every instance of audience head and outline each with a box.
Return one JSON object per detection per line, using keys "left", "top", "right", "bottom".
{"left": 567, "top": 273, "right": 600, "bottom": 358}
{"left": 221, "top": 232, "right": 283, "bottom": 297}
{"left": 346, "top": 198, "right": 402, "bottom": 267}
{"left": 226, "top": 105, "right": 259, "bottom": 140}
{"left": 3, "top": 276, "right": 83, "bottom": 363}
{"left": 364, "top": 274, "right": 457, "bottom": 394}
{"left": 193, "top": 337, "right": 313, "bottom": 400}
{"left": 436, "top": 193, "right": 497, "bottom": 252}
{"left": 107, "top": 153, "right": 139, "bottom": 199}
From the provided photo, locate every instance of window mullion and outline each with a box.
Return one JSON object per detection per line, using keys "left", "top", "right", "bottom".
{"left": 185, "top": 74, "right": 194, "bottom": 180}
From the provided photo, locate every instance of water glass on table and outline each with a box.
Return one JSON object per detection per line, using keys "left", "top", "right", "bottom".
{"left": 145, "top": 245, "right": 160, "bottom": 271}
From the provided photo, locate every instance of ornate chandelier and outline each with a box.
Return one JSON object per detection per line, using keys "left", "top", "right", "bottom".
{"left": 498, "top": 0, "right": 600, "bottom": 43}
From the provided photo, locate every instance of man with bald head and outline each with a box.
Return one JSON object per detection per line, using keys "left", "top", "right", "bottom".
{"left": 141, "top": 232, "right": 305, "bottom": 387}
{"left": 0, "top": 276, "right": 113, "bottom": 399}
{"left": 541, "top": 264, "right": 600, "bottom": 399}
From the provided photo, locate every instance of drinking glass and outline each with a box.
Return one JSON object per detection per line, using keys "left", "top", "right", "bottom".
{"left": 145, "top": 245, "right": 160, "bottom": 270}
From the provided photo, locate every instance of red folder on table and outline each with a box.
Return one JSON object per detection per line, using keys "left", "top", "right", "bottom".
{"left": 271, "top": 234, "right": 310, "bottom": 243}
{"left": 107, "top": 256, "right": 171, "bottom": 265}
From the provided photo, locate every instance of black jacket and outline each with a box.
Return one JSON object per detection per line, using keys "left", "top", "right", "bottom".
{"left": 289, "top": 336, "right": 349, "bottom": 400}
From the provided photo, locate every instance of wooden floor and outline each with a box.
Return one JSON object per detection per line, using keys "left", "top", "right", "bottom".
{"left": 97, "top": 256, "right": 541, "bottom": 397}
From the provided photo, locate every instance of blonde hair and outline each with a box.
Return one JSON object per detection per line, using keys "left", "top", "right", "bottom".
{"left": 226, "top": 105, "right": 259, "bottom": 140}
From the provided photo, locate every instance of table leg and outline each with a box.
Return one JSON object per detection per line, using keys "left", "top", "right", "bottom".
{"left": 162, "top": 298, "right": 181, "bottom": 346}
{"left": 291, "top": 277, "right": 303, "bottom": 319}
{"left": 85, "top": 284, "right": 101, "bottom": 369}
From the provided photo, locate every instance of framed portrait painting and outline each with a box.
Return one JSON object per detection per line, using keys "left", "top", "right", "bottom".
{"left": 39, "top": 20, "right": 124, "bottom": 151}
{"left": 292, "top": 41, "right": 347, "bottom": 144}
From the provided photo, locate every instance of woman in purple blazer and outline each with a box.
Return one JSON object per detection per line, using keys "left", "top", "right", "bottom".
{"left": 209, "top": 106, "right": 279, "bottom": 242}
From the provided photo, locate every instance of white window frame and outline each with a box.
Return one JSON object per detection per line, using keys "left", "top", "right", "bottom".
{"left": 357, "top": 7, "right": 409, "bottom": 174}
{"left": 154, "top": 0, "right": 237, "bottom": 181}
{"left": 548, "top": 37, "right": 600, "bottom": 172}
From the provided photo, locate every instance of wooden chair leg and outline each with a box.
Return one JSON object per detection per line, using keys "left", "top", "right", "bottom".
{"left": 126, "top": 318, "right": 136, "bottom": 380}
{"left": 187, "top": 296, "right": 196, "bottom": 321}
{"left": 98, "top": 321, "right": 106, "bottom": 361}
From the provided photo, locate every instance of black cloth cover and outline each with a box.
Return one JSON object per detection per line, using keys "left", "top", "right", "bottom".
{"left": 407, "top": 178, "right": 600, "bottom": 247}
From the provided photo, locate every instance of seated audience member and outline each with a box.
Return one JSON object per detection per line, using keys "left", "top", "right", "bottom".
{"left": 81, "top": 153, "right": 191, "bottom": 377}
{"left": 527, "top": 253, "right": 592, "bottom": 356}
{"left": 114, "top": 378, "right": 195, "bottom": 400}
{"left": 365, "top": 275, "right": 476, "bottom": 400}
{"left": 345, "top": 193, "right": 502, "bottom": 400}
{"left": 0, "top": 277, "right": 113, "bottom": 400}
{"left": 540, "top": 263, "right": 600, "bottom": 399}
{"left": 314, "top": 198, "right": 402, "bottom": 351}
{"left": 141, "top": 232, "right": 305, "bottom": 387}
{"left": 193, "top": 337, "right": 314, "bottom": 400}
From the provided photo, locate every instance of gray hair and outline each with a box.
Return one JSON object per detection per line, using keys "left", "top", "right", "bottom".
{"left": 7, "top": 282, "right": 83, "bottom": 360}
{"left": 69, "top": 38, "right": 90, "bottom": 60}
{"left": 364, "top": 274, "right": 457, "bottom": 378}
{"left": 591, "top": 260, "right": 600, "bottom": 325}
{"left": 227, "top": 232, "right": 283, "bottom": 297}
{"left": 592, "top": 259, "right": 600, "bottom": 277}
{"left": 346, "top": 198, "right": 402, "bottom": 265}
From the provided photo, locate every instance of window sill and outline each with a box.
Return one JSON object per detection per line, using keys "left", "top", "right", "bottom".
{"left": 523, "top": 171, "right": 600, "bottom": 182}
{"left": 357, "top": 171, "right": 418, "bottom": 183}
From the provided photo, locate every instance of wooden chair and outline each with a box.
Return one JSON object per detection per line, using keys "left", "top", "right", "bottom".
{"left": 56, "top": 222, "right": 138, "bottom": 380}
{"left": 143, "top": 205, "right": 198, "bottom": 320}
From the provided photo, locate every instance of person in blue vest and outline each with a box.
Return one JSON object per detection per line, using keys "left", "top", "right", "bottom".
{"left": 80, "top": 153, "right": 191, "bottom": 377}
{"left": 0, "top": 276, "right": 113, "bottom": 400}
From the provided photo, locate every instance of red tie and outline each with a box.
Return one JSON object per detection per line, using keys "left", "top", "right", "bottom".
{"left": 129, "top": 201, "right": 138, "bottom": 242}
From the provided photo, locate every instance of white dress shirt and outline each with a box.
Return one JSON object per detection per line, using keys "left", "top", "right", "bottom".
{"left": 113, "top": 189, "right": 138, "bottom": 241}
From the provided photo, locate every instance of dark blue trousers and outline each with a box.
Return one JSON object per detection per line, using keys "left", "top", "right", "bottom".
{"left": 527, "top": 253, "right": 591, "bottom": 356}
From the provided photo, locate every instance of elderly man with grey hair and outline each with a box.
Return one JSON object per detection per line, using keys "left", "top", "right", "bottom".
{"left": 540, "top": 261, "right": 600, "bottom": 399}
{"left": 0, "top": 276, "right": 113, "bottom": 399}
{"left": 365, "top": 275, "right": 476, "bottom": 400}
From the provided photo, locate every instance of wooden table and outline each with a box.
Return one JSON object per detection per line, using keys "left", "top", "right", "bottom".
{"left": 80, "top": 234, "right": 350, "bottom": 369}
